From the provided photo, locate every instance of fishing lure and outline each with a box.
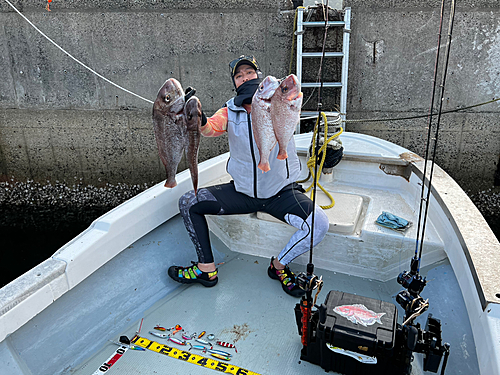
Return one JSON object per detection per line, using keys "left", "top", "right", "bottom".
{"left": 109, "top": 340, "right": 145, "bottom": 351}
{"left": 168, "top": 337, "right": 186, "bottom": 346}
{"left": 207, "top": 348, "right": 232, "bottom": 357}
{"left": 182, "top": 334, "right": 193, "bottom": 340}
{"left": 195, "top": 338, "right": 212, "bottom": 346}
{"left": 188, "top": 344, "right": 207, "bottom": 352}
{"left": 210, "top": 353, "right": 231, "bottom": 361}
{"left": 45, "top": 0, "right": 52, "bottom": 12}
{"left": 216, "top": 341, "right": 238, "bottom": 353}
{"left": 207, "top": 334, "right": 216, "bottom": 340}
{"left": 154, "top": 325, "right": 167, "bottom": 332}
{"left": 149, "top": 331, "right": 168, "bottom": 339}
{"left": 198, "top": 331, "right": 206, "bottom": 338}
{"left": 171, "top": 324, "right": 183, "bottom": 335}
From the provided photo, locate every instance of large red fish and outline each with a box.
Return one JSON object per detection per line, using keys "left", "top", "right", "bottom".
{"left": 271, "top": 74, "right": 303, "bottom": 160}
{"left": 251, "top": 76, "right": 280, "bottom": 172}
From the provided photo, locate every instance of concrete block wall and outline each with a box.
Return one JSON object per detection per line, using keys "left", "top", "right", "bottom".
{"left": 0, "top": 0, "right": 498, "bottom": 189}
{"left": 345, "top": 0, "right": 500, "bottom": 189}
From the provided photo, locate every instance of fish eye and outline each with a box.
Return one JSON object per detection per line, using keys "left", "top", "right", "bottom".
{"left": 282, "top": 86, "right": 289, "bottom": 93}
{"left": 165, "top": 95, "right": 171, "bottom": 102}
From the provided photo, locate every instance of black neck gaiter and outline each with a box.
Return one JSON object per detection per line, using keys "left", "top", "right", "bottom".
{"left": 234, "top": 78, "right": 262, "bottom": 106}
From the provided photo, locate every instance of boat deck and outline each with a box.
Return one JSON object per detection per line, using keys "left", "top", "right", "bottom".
{"left": 72, "top": 215, "right": 479, "bottom": 375}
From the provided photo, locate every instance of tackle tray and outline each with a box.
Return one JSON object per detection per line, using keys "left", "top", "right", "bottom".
{"left": 297, "top": 290, "right": 400, "bottom": 375}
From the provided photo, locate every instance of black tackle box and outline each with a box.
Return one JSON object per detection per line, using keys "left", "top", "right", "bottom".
{"left": 298, "top": 290, "right": 401, "bottom": 375}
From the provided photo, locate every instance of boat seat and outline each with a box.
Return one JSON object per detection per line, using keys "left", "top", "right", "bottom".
{"left": 256, "top": 190, "right": 364, "bottom": 235}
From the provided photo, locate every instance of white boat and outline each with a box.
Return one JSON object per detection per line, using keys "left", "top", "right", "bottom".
{"left": 1, "top": 132, "right": 499, "bottom": 375}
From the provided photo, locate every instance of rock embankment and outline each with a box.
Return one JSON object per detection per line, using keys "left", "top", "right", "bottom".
{"left": 0, "top": 179, "right": 152, "bottom": 229}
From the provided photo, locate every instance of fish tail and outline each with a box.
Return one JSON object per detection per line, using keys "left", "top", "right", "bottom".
{"left": 164, "top": 179, "right": 177, "bottom": 188}
{"left": 277, "top": 149, "right": 288, "bottom": 160}
{"left": 258, "top": 161, "right": 271, "bottom": 173}
{"left": 376, "top": 313, "right": 385, "bottom": 324}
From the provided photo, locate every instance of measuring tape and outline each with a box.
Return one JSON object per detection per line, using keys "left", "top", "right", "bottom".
{"left": 131, "top": 335, "right": 261, "bottom": 375}
{"left": 92, "top": 345, "right": 128, "bottom": 374}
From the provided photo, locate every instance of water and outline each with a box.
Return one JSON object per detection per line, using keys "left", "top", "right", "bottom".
{"left": 0, "top": 224, "right": 90, "bottom": 288}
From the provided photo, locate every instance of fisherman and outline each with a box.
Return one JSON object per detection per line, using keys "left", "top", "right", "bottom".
{"left": 168, "top": 55, "right": 329, "bottom": 297}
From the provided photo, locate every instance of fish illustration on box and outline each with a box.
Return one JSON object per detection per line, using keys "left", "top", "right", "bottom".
{"left": 333, "top": 304, "right": 386, "bottom": 327}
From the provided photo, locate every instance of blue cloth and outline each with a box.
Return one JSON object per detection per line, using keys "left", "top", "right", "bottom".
{"left": 376, "top": 211, "right": 411, "bottom": 232}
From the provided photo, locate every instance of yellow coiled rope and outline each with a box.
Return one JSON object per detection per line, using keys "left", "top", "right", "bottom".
{"left": 297, "top": 112, "right": 343, "bottom": 209}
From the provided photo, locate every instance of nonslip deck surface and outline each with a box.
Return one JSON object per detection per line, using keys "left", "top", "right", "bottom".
{"left": 73, "top": 250, "right": 479, "bottom": 375}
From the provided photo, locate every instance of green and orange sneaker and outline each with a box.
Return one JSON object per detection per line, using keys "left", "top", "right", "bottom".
{"left": 168, "top": 261, "right": 218, "bottom": 287}
{"left": 267, "top": 257, "right": 305, "bottom": 297}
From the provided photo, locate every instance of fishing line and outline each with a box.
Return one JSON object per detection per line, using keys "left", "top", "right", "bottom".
{"left": 342, "top": 96, "right": 500, "bottom": 124}
{"left": 308, "top": 0, "right": 330, "bottom": 263}
{"left": 3, "top": 0, "right": 154, "bottom": 105}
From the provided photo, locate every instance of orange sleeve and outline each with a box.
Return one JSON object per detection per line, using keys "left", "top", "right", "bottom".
{"left": 201, "top": 107, "right": 228, "bottom": 137}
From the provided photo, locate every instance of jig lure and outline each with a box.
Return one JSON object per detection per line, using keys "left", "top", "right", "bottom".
{"left": 210, "top": 353, "right": 231, "bottom": 361}
{"left": 195, "top": 338, "right": 212, "bottom": 346}
{"left": 154, "top": 325, "right": 167, "bottom": 331}
{"left": 207, "top": 348, "right": 232, "bottom": 357}
{"left": 149, "top": 331, "right": 168, "bottom": 339}
{"left": 188, "top": 344, "right": 207, "bottom": 352}
{"left": 182, "top": 334, "right": 193, "bottom": 340}
{"left": 168, "top": 337, "right": 186, "bottom": 345}
{"left": 108, "top": 340, "right": 145, "bottom": 351}
{"left": 216, "top": 341, "right": 238, "bottom": 352}
{"left": 198, "top": 331, "right": 206, "bottom": 338}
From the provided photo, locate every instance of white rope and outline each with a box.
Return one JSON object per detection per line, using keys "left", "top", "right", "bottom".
{"left": 4, "top": 0, "right": 154, "bottom": 105}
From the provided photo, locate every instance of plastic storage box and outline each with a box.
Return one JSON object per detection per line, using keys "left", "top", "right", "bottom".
{"left": 297, "top": 290, "right": 401, "bottom": 374}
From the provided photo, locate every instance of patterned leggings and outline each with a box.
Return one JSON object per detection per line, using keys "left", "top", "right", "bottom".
{"left": 178, "top": 182, "right": 329, "bottom": 264}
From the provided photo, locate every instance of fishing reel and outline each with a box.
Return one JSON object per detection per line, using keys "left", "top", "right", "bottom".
{"left": 396, "top": 257, "right": 428, "bottom": 322}
{"left": 397, "top": 257, "right": 426, "bottom": 297}
{"left": 296, "top": 263, "right": 323, "bottom": 295}
{"left": 394, "top": 257, "right": 450, "bottom": 374}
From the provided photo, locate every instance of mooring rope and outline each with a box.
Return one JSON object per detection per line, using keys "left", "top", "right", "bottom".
{"left": 3, "top": 0, "right": 154, "bottom": 105}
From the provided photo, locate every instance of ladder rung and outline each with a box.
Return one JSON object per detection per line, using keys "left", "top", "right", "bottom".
{"left": 302, "top": 52, "right": 344, "bottom": 58}
{"left": 303, "top": 21, "right": 345, "bottom": 27}
{"left": 302, "top": 82, "right": 342, "bottom": 88}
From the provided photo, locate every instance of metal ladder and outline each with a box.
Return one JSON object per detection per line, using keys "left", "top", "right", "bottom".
{"left": 295, "top": 7, "right": 351, "bottom": 133}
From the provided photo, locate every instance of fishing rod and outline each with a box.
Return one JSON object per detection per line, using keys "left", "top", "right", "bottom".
{"left": 398, "top": 0, "right": 456, "bottom": 328}
{"left": 399, "top": 0, "right": 448, "bottom": 295}
{"left": 296, "top": 0, "right": 330, "bottom": 349}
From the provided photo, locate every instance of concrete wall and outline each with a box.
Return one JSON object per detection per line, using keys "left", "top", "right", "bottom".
{"left": 345, "top": 0, "right": 500, "bottom": 190}
{"left": 0, "top": 0, "right": 498, "bottom": 189}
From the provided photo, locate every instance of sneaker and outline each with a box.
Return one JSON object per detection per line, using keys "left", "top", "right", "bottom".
{"left": 168, "top": 261, "right": 218, "bottom": 287}
{"left": 267, "top": 257, "right": 305, "bottom": 297}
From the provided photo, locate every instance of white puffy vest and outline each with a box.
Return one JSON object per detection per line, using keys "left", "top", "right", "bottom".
{"left": 225, "top": 98, "right": 301, "bottom": 199}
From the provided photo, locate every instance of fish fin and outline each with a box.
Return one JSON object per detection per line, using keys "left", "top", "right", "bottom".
{"left": 258, "top": 162, "right": 271, "bottom": 173}
{"left": 164, "top": 180, "right": 177, "bottom": 188}
{"left": 276, "top": 150, "right": 288, "bottom": 160}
